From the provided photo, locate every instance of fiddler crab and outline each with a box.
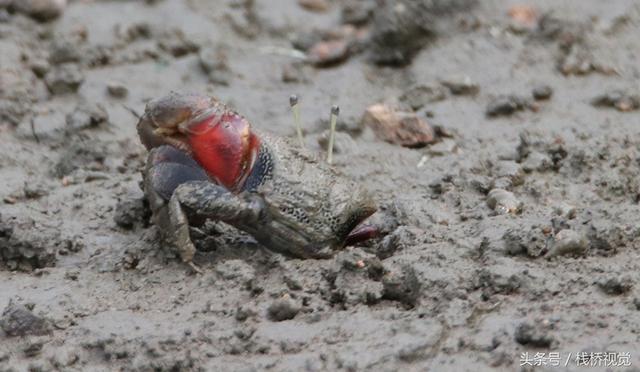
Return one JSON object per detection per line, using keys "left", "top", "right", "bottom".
{"left": 137, "top": 92, "right": 378, "bottom": 270}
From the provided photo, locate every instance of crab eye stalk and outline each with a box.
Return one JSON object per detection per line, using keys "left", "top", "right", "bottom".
{"left": 327, "top": 105, "right": 339, "bottom": 165}
{"left": 290, "top": 94, "right": 305, "bottom": 149}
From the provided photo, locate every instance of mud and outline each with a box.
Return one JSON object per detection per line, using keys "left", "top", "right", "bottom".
{"left": 2, "top": 0, "right": 640, "bottom": 371}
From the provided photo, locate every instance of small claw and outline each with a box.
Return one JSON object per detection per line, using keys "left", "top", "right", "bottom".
{"left": 345, "top": 224, "right": 380, "bottom": 246}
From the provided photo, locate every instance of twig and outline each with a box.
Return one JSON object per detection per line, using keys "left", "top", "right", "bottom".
{"left": 30, "top": 117, "right": 40, "bottom": 144}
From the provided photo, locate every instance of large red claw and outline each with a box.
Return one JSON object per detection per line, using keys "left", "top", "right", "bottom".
{"left": 186, "top": 110, "right": 260, "bottom": 192}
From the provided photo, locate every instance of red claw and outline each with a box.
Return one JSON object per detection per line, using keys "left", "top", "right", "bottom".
{"left": 186, "top": 111, "right": 260, "bottom": 192}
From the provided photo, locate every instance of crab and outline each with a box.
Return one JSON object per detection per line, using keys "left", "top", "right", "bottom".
{"left": 136, "top": 92, "right": 378, "bottom": 268}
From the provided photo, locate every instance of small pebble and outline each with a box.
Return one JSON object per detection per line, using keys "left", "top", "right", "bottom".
{"left": 440, "top": 75, "right": 479, "bottom": 96}
{"left": 12, "top": 0, "right": 67, "bottom": 22}
{"left": 341, "top": 0, "right": 374, "bottom": 25}
{"left": 298, "top": 0, "right": 329, "bottom": 12}
{"left": 267, "top": 297, "right": 300, "bottom": 321}
{"left": 521, "top": 151, "right": 552, "bottom": 172}
{"left": 486, "top": 188, "right": 521, "bottom": 214}
{"left": 591, "top": 90, "right": 640, "bottom": 112}
{"left": 65, "top": 101, "right": 108, "bottom": 131}
{"left": 48, "top": 39, "right": 82, "bottom": 65}
{"left": 399, "top": 84, "right": 447, "bottom": 110}
{"left": 514, "top": 322, "right": 554, "bottom": 347}
{"left": 547, "top": 229, "right": 587, "bottom": 257}
{"left": 532, "top": 85, "right": 553, "bottom": 100}
{"left": 426, "top": 139, "right": 458, "bottom": 156}
{"left": 1, "top": 301, "right": 52, "bottom": 337}
{"left": 486, "top": 95, "right": 530, "bottom": 117}
{"left": 44, "top": 64, "right": 84, "bottom": 95}
{"left": 106, "top": 81, "right": 128, "bottom": 98}
{"left": 362, "top": 103, "right": 435, "bottom": 147}
{"left": 281, "top": 63, "right": 306, "bottom": 83}
{"left": 382, "top": 265, "right": 421, "bottom": 307}
{"left": 307, "top": 39, "right": 349, "bottom": 67}
{"left": 598, "top": 277, "right": 633, "bottom": 295}
{"left": 493, "top": 161, "right": 524, "bottom": 187}
{"left": 30, "top": 59, "right": 50, "bottom": 78}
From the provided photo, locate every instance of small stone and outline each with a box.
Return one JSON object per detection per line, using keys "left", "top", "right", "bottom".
{"left": 514, "top": 322, "right": 554, "bottom": 348}
{"left": 1, "top": 300, "right": 52, "bottom": 337}
{"left": 267, "top": 297, "right": 300, "bottom": 321}
{"left": 23, "top": 183, "right": 48, "bottom": 199}
{"left": 376, "top": 226, "right": 418, "bottom": 259}
{"left": 591, "top": 90, "right": 640, "bottom": 112}
{"left": 48, "top": 39, "right": 81, "bottom": 65}
{"left": 474, "top": 268, "right": 522, "bottom": 297}
{"left": 367, "top": 0, "right": 468, "bottom": 66}
{"left": 486, "top": 95, "right": 530, "bottom": 117}
{"left": 44, "top": 64, "right": 84, "bottom": 95}
{"left": 521, "top": 151, "right": 552, "bottom": 172}
{"left": 362, "top": 103, "right": 435, "bottom": 147}
{"left": 65, "top": 101, "right": 108, "bottom": 131}
{"left": 50, "top": 347, "right": 79, "bottom": 367}
{"left": 215, "top": 259, "right": 256, "bottom": 287}
{"left": 598, "top": 277, "right": 633, "bottom": 295}
{"left": 399, "top": 84, "right": 447, "bottom": 110}
{"left": 486, "top": 189, "right": 521, "bottom": 214}
{"left": 553, "top": 203, "right": 576, "bottom": 219}
{"left": 64, "top": 269, "right": 79, "bottom": 281}
{"left": 114, "top": 197, "right": 149, "bottom": 230}
{"left": 12, "top": 0, "right": 66, "bottom": 22}
{"left": 298, "top": 0, "right": 329, "bottom": 12}
{"left": 382, "top": 265, "right": 421, "bottom": 307}
{"left": 426, "top": 139, "right": 458, "bottom": 156}
{"left": 281, "top": 63, "right": 306, "bottom": 83}
{"left": 547, "top": 229, "right": 587, "bottom": 257}
{"left": 23, "top": 340, "right": 45, "bottom": 357}
{"left": 235, "top": 306, "right": 256, "bottom": 322}
{"left": 532, "top": 85, "right": 553, "bottom": 100}
{"left": 341, "top": 0, "right": 374, "bottom": 26}
{"left": 493, "top": 161, "right": 524, "bottom": 187}
{"left": 157, "top": 28, "right": 199, "bottom": 57}
{"left": 307, "top": 39, "right": 350, "bottom": 67}
{"left": 0, "top": 216, "right": 58, "bottom": 270}
{"left": 106, "top": 82, "right": 128, "bottom": 98}
{"left": 440, "top": 75, "right": 479, "bottom": 96}
{"left": 30, "top": 59, "right": 50, "bottom": 78}
{"left": 559, "top": 44, "right": 595, "bottom": 76}
{"left": 508, "top": 4, "right": 538, "bottom": 30}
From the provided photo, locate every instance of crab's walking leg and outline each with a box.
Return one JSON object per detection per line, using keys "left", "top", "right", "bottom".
{"left": 145, "top": 145, "right": 267, "bottom": 268}
{"left": 173, "top": 181, "right": 265, "bottom": 226}
{"left": 144, "top": 146, "right": 209, "bottom": 266}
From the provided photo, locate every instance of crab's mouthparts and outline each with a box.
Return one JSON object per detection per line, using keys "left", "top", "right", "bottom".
{"left": 181, "top": 110, "right": 261, "bottom": 192}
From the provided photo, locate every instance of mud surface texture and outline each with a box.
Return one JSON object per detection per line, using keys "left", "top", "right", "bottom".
{"left": 2, "top": 0, "right": 640, "bottom": 371}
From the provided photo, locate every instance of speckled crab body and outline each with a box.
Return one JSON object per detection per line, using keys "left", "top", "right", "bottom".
{"left": 136, "top": 92, "right": 377, "bottom": 264}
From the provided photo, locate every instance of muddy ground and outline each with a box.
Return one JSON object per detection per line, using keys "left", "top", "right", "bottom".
{"left": 2, "top": 0, "right": 640, "bottom": 371}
